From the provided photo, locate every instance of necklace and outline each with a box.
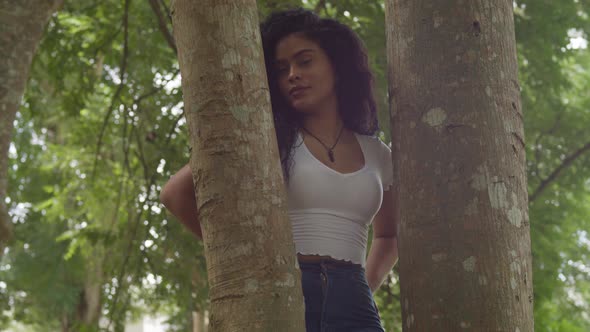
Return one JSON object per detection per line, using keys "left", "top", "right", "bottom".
{"left": 301, "top": 125, "right": 345, "bottom": 163}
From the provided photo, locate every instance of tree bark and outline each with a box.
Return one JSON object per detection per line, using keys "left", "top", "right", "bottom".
{"left": 170, "top": 1, "right": 305, "bottom": 331}
{"left": 385, "top": 1, "right": 534, "bottom": 331}
{"left": 0, "top": 0, "right": 63, "bottom": 255}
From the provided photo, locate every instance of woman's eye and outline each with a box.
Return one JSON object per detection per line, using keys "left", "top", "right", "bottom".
{"left": 300, "top": 59, "right": 311, "bottom": 66}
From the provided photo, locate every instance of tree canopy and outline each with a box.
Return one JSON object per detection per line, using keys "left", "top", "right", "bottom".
{"left": 1, "top": 0, "right": 589, "bottom": 331}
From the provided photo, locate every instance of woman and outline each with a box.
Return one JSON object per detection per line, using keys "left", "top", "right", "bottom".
{"left": 160, "top": 8, "right": 399, "bottom": 332}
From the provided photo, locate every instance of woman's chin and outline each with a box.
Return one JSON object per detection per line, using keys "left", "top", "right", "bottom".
{"left": 290, "top": 98, "right": 314, "bottom": 113}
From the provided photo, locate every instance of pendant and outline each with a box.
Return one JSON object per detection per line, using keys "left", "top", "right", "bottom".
{"left": 328, "top": 150, "right": 335, "bottom": 162}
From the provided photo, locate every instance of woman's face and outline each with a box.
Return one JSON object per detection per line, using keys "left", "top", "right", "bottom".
{"left": 274, "top": 33, "right": 337, "bottom": 113}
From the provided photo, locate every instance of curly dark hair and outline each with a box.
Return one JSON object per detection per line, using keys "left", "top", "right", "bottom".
{"left": 260, "top": 8, "right": 379, "bottom": 182}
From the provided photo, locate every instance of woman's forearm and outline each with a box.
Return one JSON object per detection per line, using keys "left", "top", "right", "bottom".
{"left": 365, "top": 236, "right": 399, "bottom": 293}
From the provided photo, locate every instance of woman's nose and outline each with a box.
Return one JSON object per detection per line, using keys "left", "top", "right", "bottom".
{"left": 288, "top": 67, "right": 300, "bottom": 82}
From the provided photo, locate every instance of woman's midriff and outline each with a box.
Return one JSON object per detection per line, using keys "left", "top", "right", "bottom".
{"left": 297, "top": 253, "right": 356, "bottom": 265}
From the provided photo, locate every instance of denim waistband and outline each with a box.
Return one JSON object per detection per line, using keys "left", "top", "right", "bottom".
{"left": 298, "top": 258, "right": 364, "bottom": 271}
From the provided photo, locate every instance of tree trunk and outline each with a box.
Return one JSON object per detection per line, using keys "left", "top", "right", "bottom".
{"left": 170, "top": 1, "right": 305, "bottom": 331}
{"left": 60, "top": 312, "right": 69, "bottom": 332}
{"left": 192, "top": 310, "right": 207, "bottom": 332}
{"left": 385, "top": 1, "right": 534, "bottom": 331}
{"left": 0, "top": 0, "right": 63, "bottom": 255}
{"left": 76, "top": 249, "right": 104, "bottom": 328}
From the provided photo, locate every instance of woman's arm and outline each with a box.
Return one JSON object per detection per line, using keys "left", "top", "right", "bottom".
{"left": 365, "top": 188, "right": 399, "bottom": 293}
{"left": 159, "top": 163, "right": 203, "bottom": 239}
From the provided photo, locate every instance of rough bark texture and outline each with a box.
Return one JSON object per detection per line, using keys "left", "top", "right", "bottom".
{"left": 385, "top": 1, "right": 534, "bottom": 331}
{"left": 0, "top": 0, "right": 63, "bottom": 255}
{"left": 170, "top": 1, "right": 305, "bottom": 331}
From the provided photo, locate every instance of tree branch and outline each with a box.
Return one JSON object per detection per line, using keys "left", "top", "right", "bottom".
{"left": 158, "top": 0, "right": 172, "bottom": 21}
{"left": 91, "top": 0, "right": 131, "bottom": 181}
{"left": 106, "top": 125, "right": 164, "bottom": 330}
{"left": 148, "top": 0, "right": 177, "bottom": 54}
{"left": 133, "top": 68, "right": 180, "bottom": 105}
{"left": 532, "top": 111, "right": 563, "bottom": 181}
{"left": 529, "top": 140, "right": 590, "bottom": 202}
{"left": 162, "top": 110, "right": 185, "bottom": 149}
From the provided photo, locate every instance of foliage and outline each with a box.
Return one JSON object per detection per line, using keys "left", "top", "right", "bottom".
{"left": 1, "top": 0, "right": 589, "bottom": 331}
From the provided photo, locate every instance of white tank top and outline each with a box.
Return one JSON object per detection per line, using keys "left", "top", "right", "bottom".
{"left": 286, "top": 131, "right": 393, "bottom": 266}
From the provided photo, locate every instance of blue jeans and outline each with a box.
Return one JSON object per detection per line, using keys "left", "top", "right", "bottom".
{"left": 299, "top": 259, "right": 385, "bottom": 332}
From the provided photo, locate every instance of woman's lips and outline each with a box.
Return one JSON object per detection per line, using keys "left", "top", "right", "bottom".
{"left": 290, "top": 87, "right": 309, "bottom": 98}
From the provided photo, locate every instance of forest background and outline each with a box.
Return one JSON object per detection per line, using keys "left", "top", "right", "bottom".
{"left": 1, "top": 0, "right": 589, "bottom": 331}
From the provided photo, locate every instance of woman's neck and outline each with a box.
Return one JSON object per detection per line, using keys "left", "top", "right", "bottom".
{"left": 300, "top": 96, "right": 346, "bottom": 142}
{"left": 301, "top": 111, "right": 345, "bottom": 143}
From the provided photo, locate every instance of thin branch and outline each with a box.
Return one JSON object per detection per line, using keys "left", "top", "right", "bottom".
{"left": 164, "top": 110, "right": 185, "bottom": 148}
{"left": 106, "top": 84, "right": 183, "bottom": 301}
{"left": 100, "top": 6, "right": 146, "bottom": 329}
{"left": 114, "top": 237, "right": 147, "bottom": 328}
{"left": 141, "top": 250, "right": 158, "bottom": 278}
{"left": 106, "top": 139, "right": 161, "bottom": 330}
{"left": 158, "top": 0, "right": 172, "bottom": 22}
{"left": 106, "top": 201, "right": 143, "bottom": 331}
{"left": 92, "top": 23, "right": 123, "bottom": 61}
{"left": 101, "top": 1, "right": 180, "bottom": 320}
{"left": 133, "top": 68, "right": 180, "bottom": 105}
{"left": 134, "top": 124, "right": 151, "bottom": 185}
{"left": 106, "top": 105, "right": 165, "bottom": 330}
{"left": 532, "top": 111, "right": 563, "bottom": 180}
{"left": 122, "top": 103, "right": 132, "bottom": 174}
{"left": 148, "top": 0, "right": 177, "bottom": 54}
{"left": 91, "top": 0, "right": 131, "bottom": 181}
{"left": 103, "top": 169, "right": 126, "bottom": 249}
{"left": 529, "top": 140, "right": 590, "bottom": 202}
